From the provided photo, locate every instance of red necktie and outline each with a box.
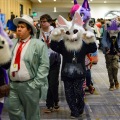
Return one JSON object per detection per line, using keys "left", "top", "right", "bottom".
{"left": 12, "top": 41, "right": 24, "bottom": 77}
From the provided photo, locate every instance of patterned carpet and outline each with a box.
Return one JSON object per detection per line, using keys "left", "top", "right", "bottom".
{"left": 2, "top": 50, "right": 120, "bottom": 120}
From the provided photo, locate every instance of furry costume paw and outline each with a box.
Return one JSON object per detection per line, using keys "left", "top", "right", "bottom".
{"left": 0, "top": 84, "right": 10, "bottom": 98}
{"left": 82, "top": 31, "right": 95, "bottom": 44}
{"left": 50, "top": 27, "right": 65, "bottom": 41}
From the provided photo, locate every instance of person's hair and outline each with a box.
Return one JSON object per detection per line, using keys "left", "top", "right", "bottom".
{"left": 40, "top": 14, "right": 52, "bottom": 23}
{"left": 18, "top": 21, "right": 34, "bottom": 35}
{"left": 10, "top": 14, "right": 15, "bottom": 21}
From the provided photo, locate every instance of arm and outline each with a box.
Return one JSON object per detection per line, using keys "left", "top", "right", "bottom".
{"left": 50, "top": 40, "right": 63, "bottom": 54}
{"left": 85, "top": 42, "right": 97, "bottom": 54}
{"left": 0, "top": 60, "right": 11, "bottom": 69}
{"left": 101, "top": 31, "right": 110, "bottom": 54}
{"left": 29, "top": 43, "right": 49, "bottom": 89}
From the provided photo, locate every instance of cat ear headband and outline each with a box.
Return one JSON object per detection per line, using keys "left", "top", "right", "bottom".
{"left": 105, "top": 20, "right": 120, "bottom": 31}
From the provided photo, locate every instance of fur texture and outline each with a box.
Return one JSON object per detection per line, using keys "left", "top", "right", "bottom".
{"left": 0, "top": 21, "right": 13, "bottom": 48}
{"left": 0, "top": 35, "right": 11, "bottom": 64}
{"left": 50, "top": 12, "right": 95, "bottom": 51}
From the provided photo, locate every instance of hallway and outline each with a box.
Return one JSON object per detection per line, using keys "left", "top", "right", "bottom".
{"left": 2, "top": 50, "right": 120, "bottom": 120}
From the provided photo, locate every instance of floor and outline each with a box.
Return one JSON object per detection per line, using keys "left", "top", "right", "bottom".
{"left": 2, "top": 50, "right": 120, "bottom": 120}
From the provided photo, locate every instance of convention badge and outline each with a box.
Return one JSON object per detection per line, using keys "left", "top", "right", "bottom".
{"left": 11, "top": 64, "right": 18, "bottom": 72}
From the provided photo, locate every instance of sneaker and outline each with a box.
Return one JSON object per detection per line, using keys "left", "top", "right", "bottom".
{"left": 115, "top": 83, "right": 119, "bottom": 89}
{"left": 109, "top": 86, "right": 114, "bottom": 91}
{"left": 54, "top": 104, "right": 60, "bottom": 111}
{"left": 44, "top": 107, "right": 54, "bottom": 113}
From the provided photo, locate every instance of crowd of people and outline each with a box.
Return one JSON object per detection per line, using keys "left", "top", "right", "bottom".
{"left": 0, "top": 3, "right": 120, "bottom": 120}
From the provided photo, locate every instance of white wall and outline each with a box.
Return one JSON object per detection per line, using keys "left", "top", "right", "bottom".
{"left": 33, "top": 12, "right": 68, "bottom": 21}
{"left": 32, "top": 3, "right": 120, "bottom": 21}
{"left": 90, "top": 3, "right": 120, "bottom": 20}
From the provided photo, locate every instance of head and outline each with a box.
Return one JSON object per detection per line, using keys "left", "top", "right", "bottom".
{"left": 0, "top": 21, "right": 12, "bottom": 64}
{"left": 105, "top": 19, "right": 120, "bottom": 38}
{"left": 10, "top": 14, "right": 15, "bottom": 21}
{"left": 89, "top": 19, "right": 95, "bottom": 27}
{"left": 79, "top": 0, "right": 91, "bottom": 23}
{"left": 95, "top": 22, "right": 102, "bottom": 29}
{"left": 0, "top": 21, "right": 13, "bottom": 48}
{"left": 13, "top": 15, "right": 37, "bottom": 39}
{"left": 57, "top": 12, "right": 85, "bottom": 51}
{"left": 40, "top": 14, "right": 52, "bottom": 29}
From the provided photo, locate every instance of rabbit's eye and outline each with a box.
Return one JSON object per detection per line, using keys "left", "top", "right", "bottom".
{"left": 66, "top": 31, "right": 70, "bottom": 35}
{"left": 2, "top": 41, "right": 4, "bottom": 44}
{"left": 73, "top": 29, "right": 78, "bottom": 34}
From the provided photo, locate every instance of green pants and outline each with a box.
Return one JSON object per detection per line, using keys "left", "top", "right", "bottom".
{"left": 105, "top": 54, "right": 119, "bottom": 86}
{"left": 5, "top": 81, "right": 40, "bottom": 120}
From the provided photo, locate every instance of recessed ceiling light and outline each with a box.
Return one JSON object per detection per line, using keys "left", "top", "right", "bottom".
{"left": 38, "top": 0, "right": 42, "bottom": 3}
{"left": 53, "top": 0, "right": 56, "bottom": 1}
{"left": 90, "top": 0, "right": 93, "bottom": 1}
{"left": 71, "top": 1, "right": 73, "bottom": 3}
{"left": 54, "top": 7, "right": 57, "bottom": 12}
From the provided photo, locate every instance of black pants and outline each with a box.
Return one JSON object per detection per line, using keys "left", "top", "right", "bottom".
{"left": 46, "top": 65, "right": 60, "bottom": 108}
{"left": 63, "top": 78, "right": 85, "bottom": 117}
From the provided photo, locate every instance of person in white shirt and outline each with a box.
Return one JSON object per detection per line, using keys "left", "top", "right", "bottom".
{"left": 38, "top": 14, "right": 61, "bottom": 113}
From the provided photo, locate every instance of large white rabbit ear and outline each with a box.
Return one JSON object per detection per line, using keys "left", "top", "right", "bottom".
{"left": 73, "top": 11, "right": 84, "bottom": 26}
{"left": 57, "top": 15, "right": 68, "bottom": 27}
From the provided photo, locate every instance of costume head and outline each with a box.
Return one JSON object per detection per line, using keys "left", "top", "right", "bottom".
{"left": 56, "top": 12, "right": 85, "bottom": 51}
{"left": 70, "top": 0, "right": 91, "bottom": 27}
{"left": 0, "top": 21, "right": 12, "bottom": 64}
{"left": 70, "top": 0, "right": 80, "bottom": 18}
{"left": 13, "top": 15, "right": 37, "bottom": 34}
{"left": 80, "top": 0, "right": 91, "bottom": 23}
{"left": 105, "top": 19, "right": 120, "bottom": 37}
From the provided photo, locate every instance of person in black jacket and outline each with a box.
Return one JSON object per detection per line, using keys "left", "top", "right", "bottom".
{"left": 50, "top": 12, "right": 97, "bottom": 118}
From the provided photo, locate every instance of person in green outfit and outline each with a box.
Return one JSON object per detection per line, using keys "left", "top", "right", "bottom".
{"left": 6, "top": 15, "right": 49, "bottom": 120}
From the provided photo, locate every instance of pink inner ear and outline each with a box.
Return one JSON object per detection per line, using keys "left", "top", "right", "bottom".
{"left": 74, "top": 12, "right": 84, "bottom": 26}
{"left": 58, "top": 15, "right": 67, "bottom": 26}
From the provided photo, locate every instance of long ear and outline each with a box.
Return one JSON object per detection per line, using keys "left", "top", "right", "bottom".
{"left": 73, "top": 11, "right": 84, "bottom": 26}
{"left": 57, "top": 15, "right": 68, "bottom": 26}
{"left": 74, "top": 0, "right": 78, "bottom": 4}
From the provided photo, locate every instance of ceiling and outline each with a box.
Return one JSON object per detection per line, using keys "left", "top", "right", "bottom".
{"left": 30, "top": 0, "right": 120, "bottom": 13}
{"left": 31, "top": 0, "right": 120, "bottom": 4}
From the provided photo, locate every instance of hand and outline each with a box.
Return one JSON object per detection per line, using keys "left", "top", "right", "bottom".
{"left": 82, "top": 31, "right": 95, "bottom": 44}
{"left": 50, "top": 28, "right": 65, "bottom": 41}
{"left": 52, "top": 27, "right": 65, "bottom": 36}
{"left": 105, "top": 47, "right": 110, "bottom": 54}
{"left": 117, "top": 52, "right": 120, "bottom": 56}
{"left": 0, "top": 84, "right": 10, "bottom": 98}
